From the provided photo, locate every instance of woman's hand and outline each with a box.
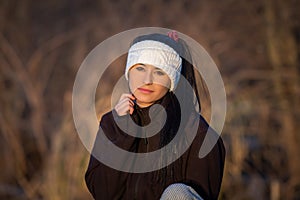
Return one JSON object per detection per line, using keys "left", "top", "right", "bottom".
{"left": 114, "top": 94, "right": 136, "bottom": 116}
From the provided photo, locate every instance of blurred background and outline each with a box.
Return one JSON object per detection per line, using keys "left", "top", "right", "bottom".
{"left": 0, "top": 0, "right": 299, "bottom": 199}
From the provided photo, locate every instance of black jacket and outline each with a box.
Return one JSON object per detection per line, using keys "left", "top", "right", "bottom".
{"left": 85, "top": 93, "right": 225, "bottom": 200}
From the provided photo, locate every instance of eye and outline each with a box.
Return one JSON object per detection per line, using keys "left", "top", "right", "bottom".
{"left": 155, "top": 70, "right": 166, "bottom": 76}
{"left": 135, "top": 65, "right": 145, "bottom": 71}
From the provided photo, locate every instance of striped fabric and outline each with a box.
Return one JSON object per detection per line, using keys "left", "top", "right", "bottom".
{"left": 160, "top": 183, "right": 203, "bottom": 200}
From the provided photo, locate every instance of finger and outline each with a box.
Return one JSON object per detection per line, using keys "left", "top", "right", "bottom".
{"left": 129, "top": 106, "right": 134, "bottom": 115}
{"left": 125, "top": 101, "right": 135, "bottom": 115}
{"left": 116, "top": 97, "right": 134, "bottom": 108}
{"left": 120, "top": 93, "right": 135, "bottom": 101}
{"left": 115, "top": 106, "right": 128, "bottom": 116}
{"left": 129, "top": 99, "right": 135, "bottom": 106}
{"left": 115, "top": 101, "right": 134, "bottom": 116}
{"left": 129, "top": 94, "right": 136, "bottom": 100}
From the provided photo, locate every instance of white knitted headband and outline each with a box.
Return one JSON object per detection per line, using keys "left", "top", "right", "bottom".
{"left": 125, "top": 40, "right": 182, "bottom": 91}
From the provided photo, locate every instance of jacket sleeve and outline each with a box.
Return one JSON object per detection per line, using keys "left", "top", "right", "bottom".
{"left": 85, "top": 111, "right": 136, "bottom": 200}
{"left": 184, "top": 116, "right": 226, "bottom": 200}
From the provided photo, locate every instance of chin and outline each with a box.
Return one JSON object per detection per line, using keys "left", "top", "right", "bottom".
{"left": 136, "top": 98, "right": 153, "bottom": 104}
{"left": 134, "top": 96, "right": 153, "bottom": 105}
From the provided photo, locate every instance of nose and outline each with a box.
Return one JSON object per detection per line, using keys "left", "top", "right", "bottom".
{"left": 143, "top": 71, "right": 153, "bottom": 85}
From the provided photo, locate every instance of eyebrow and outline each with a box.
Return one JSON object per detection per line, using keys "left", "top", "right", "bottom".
{"left": 136, "top": 64, "right": 162, "bottom": 70}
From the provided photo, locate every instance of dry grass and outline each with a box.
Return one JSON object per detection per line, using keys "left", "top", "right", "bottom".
{"left": 0, "top": 0, "right": 300, "bottom": 199}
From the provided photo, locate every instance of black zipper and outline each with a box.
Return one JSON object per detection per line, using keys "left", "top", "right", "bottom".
{"left": 133, "top": 109, "right": 149, "bottom": 199}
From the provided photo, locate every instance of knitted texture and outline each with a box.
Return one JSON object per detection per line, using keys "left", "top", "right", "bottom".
{"left": 160, "top": 183, "right": 203, "bottom": 200}
{"left": 125, "top": 40, "right": 182, "bottom": 91}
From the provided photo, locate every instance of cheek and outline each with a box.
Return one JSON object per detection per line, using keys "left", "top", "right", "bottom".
{"left": 128, "top": 76, "right": 142, "bottom": 92}
{"left": 128, "top": 71, "right": 135, "bottom": 89}
{"left": 162, "top": 88, "right": 169, "bottom": 96}
{"left": 156, "top": 86, "right": 169, "bottom": 97}
{"left": 153, "top": 77, "right": 171, "bottom": 89}
{"left": 161, "top": 76, "right": 171, "bottom": 89}
{"left": 129, "top": 72, "right": 145, "bottom": 86}
{"left": 128, "top": 79, "right": 135, "bottom": 92}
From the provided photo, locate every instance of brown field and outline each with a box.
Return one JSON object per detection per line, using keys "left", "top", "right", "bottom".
{"left": 0, "top": 0, "right": 299, "bottom": 199}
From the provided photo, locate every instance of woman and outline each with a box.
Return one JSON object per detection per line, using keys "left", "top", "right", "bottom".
{"left": 85, "top": 32, "right": 225, "bottom": 200}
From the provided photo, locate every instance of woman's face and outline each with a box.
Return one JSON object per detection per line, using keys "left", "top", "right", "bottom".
{"left": 128, "top": 64, "right": 171, "bottom": 108}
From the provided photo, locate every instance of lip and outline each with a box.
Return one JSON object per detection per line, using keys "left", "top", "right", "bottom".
{"left": 137, "top": 88, "right": 154, "bottom": 94}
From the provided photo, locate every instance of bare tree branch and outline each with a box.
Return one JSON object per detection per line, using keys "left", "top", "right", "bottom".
{"left": 0, "top": 32, "right": 47, "bottom": 156}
